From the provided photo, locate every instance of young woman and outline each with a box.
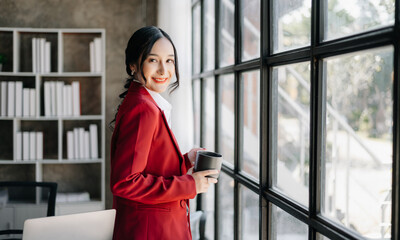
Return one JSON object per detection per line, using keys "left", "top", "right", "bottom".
{"left": 110, "top": 26, "right": 218, "bottom": 240}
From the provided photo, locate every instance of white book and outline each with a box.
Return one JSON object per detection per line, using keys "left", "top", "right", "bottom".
{"left": 63, "top": 85, "right": 68, "bottom": 116}
{"left": 15, "top": 82, "right": 23, "bottom": 117}
{"left": 7, "top": 81, "right": 15, "bottom": 117}
{"left": 30, "top": 88, "right": 36, "bottom": 117}
{"left": 23, "top": 88, "right": 30, "bottom": 117}
{"left": 44, "top": 82, "right": 51, "bottom": 116}
{"left": 29, "top": 131, "right": 36, "bottom": 160}
{"left": 72, "top": 81, "right": 80, "bottom": 116}
{"left": 73, "top": 128, "right": 79, "bottom": 159}
{"left": 45, "top": 41, "right": 51, "bottom": 73}
{"left": 94, "top": 38, "right": 102, "bottom": 72}
{"left": 65, "top": 85, "right": 72, "bottom": 116}
{"left": 36, "top": 132, "right": 43, "bottom": 160}
{"left": 83, "top": 131, "right": 90, "bottom": 159}
{"left": 32, "top": 38, "right": 36, "bottom": 73}
{"left": 89, "top": 124, "right": 98, "bottom": 159}
{"left": 23, "top": 132, "right": 30, "bottom": 160}
{"left": 67, "top": 131, "right": 74, "bottom": 159}
{"left": 50, "top": 81, "right": 56, "bottom": 116}
{"left": 36, "top": 38, "right": 41, "bottom": 73}
{"left": 1, "top": 81, "right": 7, "bottom": 116}
{"left": 16, "top": 132, "right": 22, "bottom": 161}
{"left": 89, "top": 41, "right": 95, "bottom": 73}
{"left": 40, "top": 38, "right": 46, "bottom": 73}
{"left": 78, "top": 128, "right": 85, "bottom": 159}
{"left": 56, "top": 81, "right": 64, "bottom": 116}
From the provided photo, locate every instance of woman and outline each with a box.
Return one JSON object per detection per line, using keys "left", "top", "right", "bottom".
{"left": 110, "top": 26, "right": 218, "bottom": 240}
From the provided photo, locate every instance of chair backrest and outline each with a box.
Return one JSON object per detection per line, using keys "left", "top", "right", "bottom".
{"left": 0, "top": 181, "right": 58, "bottom": 238}
{"left": 22, "top": 209, "right": 116, "bottom": 240}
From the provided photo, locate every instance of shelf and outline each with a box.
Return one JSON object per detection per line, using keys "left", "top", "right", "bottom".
{"left": 0, "top": 27, "right": 105, "bottom": 216}
{"left": 0, "top": 72, "right": 103, "bottom": 77}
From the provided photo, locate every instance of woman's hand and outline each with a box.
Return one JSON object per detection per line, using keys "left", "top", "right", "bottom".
{"left": 187, "top": 148, "right": 206, "bottom": 166}
{"left": 187, "top": 167, "right": 218, "bottom": 194}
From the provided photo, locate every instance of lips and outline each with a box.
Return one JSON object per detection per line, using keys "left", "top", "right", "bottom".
{"left": 152, "top": 77, "right": 168, "bottom": 83}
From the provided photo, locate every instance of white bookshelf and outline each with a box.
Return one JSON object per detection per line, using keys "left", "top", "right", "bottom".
{"left": 0, "top": 27, "right": 106, "bottom": 223}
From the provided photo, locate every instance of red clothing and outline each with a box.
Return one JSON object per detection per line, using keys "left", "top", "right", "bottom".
{"left": 110, "top": 82, "right": 197, "bottom": 240}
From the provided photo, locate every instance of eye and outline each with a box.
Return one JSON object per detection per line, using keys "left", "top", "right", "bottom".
{"left": 148, "top": 58, "right": 157, "bottom": 63}
{"left": 167, "top": 59, "right": 175, "bottom": 63}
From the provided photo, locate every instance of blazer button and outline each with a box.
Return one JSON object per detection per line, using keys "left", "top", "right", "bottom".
{"left": 180, "top": 200, "right": 185, "bottom": 208}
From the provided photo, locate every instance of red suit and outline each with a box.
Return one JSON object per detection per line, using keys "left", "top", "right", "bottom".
{"left": 110, "top": 81, "right": 197, "bottom": 240}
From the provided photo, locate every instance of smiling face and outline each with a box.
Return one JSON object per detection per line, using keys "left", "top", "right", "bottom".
{"left": 132, "top": 37, "right": 176, "bottom": 93}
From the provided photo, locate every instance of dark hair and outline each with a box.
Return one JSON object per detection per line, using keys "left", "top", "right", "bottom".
{"left": 110, "top": 26, "right": 180, "bottom": 129}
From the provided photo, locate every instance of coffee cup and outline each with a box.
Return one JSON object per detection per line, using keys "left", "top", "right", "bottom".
{"left": 194, "top": 151, "right": 222, "bottom": 179}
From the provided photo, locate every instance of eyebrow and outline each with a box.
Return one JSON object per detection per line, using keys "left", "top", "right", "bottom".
{"left": 148, "top": 53, "right": 175, "bottom": 57}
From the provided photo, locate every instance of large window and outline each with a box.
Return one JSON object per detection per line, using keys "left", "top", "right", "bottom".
{"left": 192, "top": 0, "right": 399, "bottom": 239}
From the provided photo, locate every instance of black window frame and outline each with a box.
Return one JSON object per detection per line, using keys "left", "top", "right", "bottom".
{"left": 191, "top": 0, "right": 400, "bottom": 239}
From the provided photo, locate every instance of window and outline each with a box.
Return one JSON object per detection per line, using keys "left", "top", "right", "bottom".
{"left": 192, "top": 0, "right": 398, "bottom": 239}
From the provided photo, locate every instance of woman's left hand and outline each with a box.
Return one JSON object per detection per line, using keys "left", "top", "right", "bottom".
{"left": 187, "top": 148, "right": 206, "bottom": 166}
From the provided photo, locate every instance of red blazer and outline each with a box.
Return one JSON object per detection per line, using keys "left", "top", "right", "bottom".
{"left": 110, "top": 82, "right": 197, "bottom": 240}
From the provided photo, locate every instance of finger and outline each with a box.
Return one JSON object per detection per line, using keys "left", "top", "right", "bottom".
{"left": 198, "top": 169, "right": 219, "bottom": 176}
{"left": 208, "top": 178, "right": 218, "bottom": 184}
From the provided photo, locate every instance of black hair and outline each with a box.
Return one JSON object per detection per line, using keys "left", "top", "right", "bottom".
{"left": 109, "top": 26, "right": 180, "bottom": 130}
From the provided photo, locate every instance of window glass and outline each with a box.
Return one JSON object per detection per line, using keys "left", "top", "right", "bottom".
{"left": 324, "top": 0, "right": 394, "bottom": 41}
{"left": 272, "top": 62, "right": 311, "bottom": 207}
{"left": 193, "top": 4, "right": 201, "bottom": 74}
{"left": 219, "top": 0, "right": 235, "bottom": 67}
{"left": 193, "top": 79, "right": 201, "bottom": 147}
{"left": 204, "top": 77, "right": 216, "bottom": 151}
{"left": 241, "top": 0, "right": 260, "bottom": 61}
{"left": 242, "top": 70, "right": 260, "bottom": 179}
{"left": 316, "top": 233, "right": 331, "bottom": 240}
{"left": 322, "top": 46, "right": 393, "bottom": 239}
{"left": 240, "top": 184, "right": 259, "bottom": 240}
{"left": 270, "top": 204, "right": 308, "bottom": 239}
{"left": 272, "top": 0, "right": 311, "bottom": 53}
{"left": 204, "top": 0, "right": 215, "bottom": 71}
{"left": 204, "top": 184, "right": 215, "bottom": 240}
{"left": 218, "top": 172, "right": 234, "bottom": 240}
{"left": 220, "top": 74, "right": 235, "bottom": 166}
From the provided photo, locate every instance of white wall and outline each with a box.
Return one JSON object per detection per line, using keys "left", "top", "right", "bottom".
{"left": 157, "top": 0, "right": 194, "bottom": 153}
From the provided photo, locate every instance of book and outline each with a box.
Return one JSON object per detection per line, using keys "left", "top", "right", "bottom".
{"left": 73, "top": 128, "right": 79, "bottom": 159}
{"left": 44, "top": 82, "right": 51, "bottom": 116}
{"left": 50, "top": 81, "right": 56, "bottom": 116}
{"left": 36, "top": 38, "right": 41, "bottom": 73}
{"left": 72, "top": 81, "right": 80, "bottom": 116}
{"left": 22, "top": 132, "right": 29, "bottom": 160}
{"left": 7, "top": 81, "right": 15, "bottom": 117}
{"left": 94, "top": 38, "right": 102, "bottom": 72}
{"left": 29, "top": 131, "right": 36, "bottom": 160}
{"left": 45, "top": 41, "right": 51, "bottom": 73}
{"left": 30, "top": 88, "right": 36, "bottom": 117}
{"left": 23, "top": 88, "right": 30, "bottom": 117}
{"left": 84, "top": 131, "right": 90, "bottom": 159}
{"left": 78, "top": 128, "right": 85, "bottom": 159}
{"left": 56, "top": 81, "right": 64, "bottom": 116}
{"left": 40, "top": 38, "right": 45, "bottom": 73}
{"left": 36, "top": 132, "right": 43, "bottom": 160}
{"left": 15, "top": 82, "right": 23, "bottom": 117}
{"left": 32, "top": 38, "right": 36, "bottom": 73}
{"left": 67, "top": 131, "right": 74, "bottom": 159}
{"left": 89, "top": 41, "right": 95, "bottom": 72}
{"left": 1, "top": 81, "right": 7, "bottom": 116}
{"left": 89, "top": 124, "right": 98, "bottom": 159}
{"left": 16, "top": 132, "right": 22, "bottom": 161}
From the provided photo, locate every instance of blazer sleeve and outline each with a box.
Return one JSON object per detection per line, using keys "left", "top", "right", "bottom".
{"left": 111, "top": 102, "right": 197, "bottom": 204}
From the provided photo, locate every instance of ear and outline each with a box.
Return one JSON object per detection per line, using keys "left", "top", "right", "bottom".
{"left": 130, "top": 64, "right": 137, "bottom": 73}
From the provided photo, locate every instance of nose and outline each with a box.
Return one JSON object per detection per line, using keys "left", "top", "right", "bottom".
{"left": 158, "top": 62, "right": 165, "bottom": 75}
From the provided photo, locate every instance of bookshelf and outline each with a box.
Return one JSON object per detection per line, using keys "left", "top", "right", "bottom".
{"left": 0, "top": 28, "right": 106, "bottom": 225}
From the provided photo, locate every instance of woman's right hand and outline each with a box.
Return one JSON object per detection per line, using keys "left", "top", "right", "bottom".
{"left": 187, "top": 168, "right": 218, "bottom": 194}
